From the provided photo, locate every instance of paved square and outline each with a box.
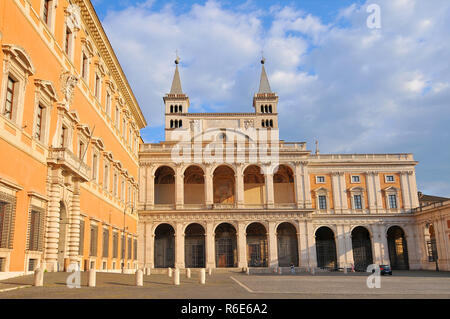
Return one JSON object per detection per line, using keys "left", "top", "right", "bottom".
{"left": 0, "top": 270, "right": 449, "bottom": 299}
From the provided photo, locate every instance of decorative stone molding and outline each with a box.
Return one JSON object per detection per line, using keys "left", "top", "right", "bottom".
{"left": 60, "top": 71, "right": 78, "bottom": 105}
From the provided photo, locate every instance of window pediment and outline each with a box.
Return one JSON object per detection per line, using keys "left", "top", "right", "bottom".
{"left": 34, "top": 79, "right": 58, "bottom": 103}
{"left": 91, "top": 137, "right": 104, "bottom": 151}
{"left": 77, "top": 124, "right": 92, "bottom": 139}
{"left": 103, "top": 151, "right": 114, "bottom": 162}
{"left": 2, "top": 44, "right": 36, "bottom": 76}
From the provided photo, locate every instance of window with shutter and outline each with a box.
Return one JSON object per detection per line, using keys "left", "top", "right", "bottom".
{"left": 113, "top": 232, "right": 118, "bottom": 258}
{"left": 90, "top": 225, "right": 98, "bottom": 256}
{"left": 127, "top": 237, "right": 132, "bottom": 259}
{"left": 27, "top": 210, "right": 41, "bottom": 251}
{"left": 79, "top": 219, "right": 85, "bottom": 255}
{"left": 102, "top": 229, "right": 109, "bottom": 258}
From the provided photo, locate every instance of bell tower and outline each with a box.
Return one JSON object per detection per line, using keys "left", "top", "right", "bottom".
{"left": 164, "top": 56, "right": 189, "bottom": 136}
{"left": 253, "top": 57, "right": 278, "bottom": 129}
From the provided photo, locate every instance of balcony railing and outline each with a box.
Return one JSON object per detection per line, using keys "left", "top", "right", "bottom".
{"left": 47, "top": 147, "right": 91, "bottom": 182}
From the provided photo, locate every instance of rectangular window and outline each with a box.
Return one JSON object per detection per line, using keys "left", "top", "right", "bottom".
{"left": 102, "top": 229, "right": 109, "bottom": 258}
{"left": 389, "top": 194, "right": 397, "bottom": 209}
{"left": 103, "top": 163, "right": 109, "bottom": 191}
{"left": 106, "top": 92, "right": 111, "bottom": 116}
{"left": 90, "top": 225, "right": 98, "bottom": 257}
{"left": 113, "top": 172, "right": 118, "bottom": 197}
{"left": 78, "top": 140, "right": 85, "bottom": 160}
{"left": 386, "top": 175, "right": 395, "bottom": 182}
{"left": 115, "top": 106, "right": 120, "bottom": 129}
{"left": 133, "top": 239, "right": 137, "bottom": 260}
{"left": 316, "top": 176, "right": 325, "bottom": 183}
{"left": 5, "top": 77, "right": 15, "bottom": 120}
{"left": 127, "top": 237, "right": 132, "bottom": 259}
{"left": 0, "top": 202, "right": 6, "bottom": 248}
{"left": 81, "top": 53, "right": 88, "bottom": 80}
{"left": 28, "top": 259, "right": 37, "bottom": 272}
{"left": 27, "top": 210, "right": 41, "bottom": 251}
{"left": 60, "top": 126, "right": 66, "bottom": 147}
{"left": 318, "top": 195, "right": 327, "bottom": 210}
{"left": 0, "top": 198, "right": 15, "bottom": 249}
{"left": 354, "top": 195, "right": 362, "bottom": 209}
{"left": 92, "top": 153, "right": 98, "bottom": 182}
{"left": 95, "top": 74, "right": 100, "bottom": 99}
{"left": 113, "top": 232, "right": 118, "bottom": 258}
{"left": 351, "top": 175, "right": 360, "bottom": 183}
{"left": 35, "top": 105, "right": 44, "bottom": 141}
{"left": 43, "top": 0, "right": 50, "bottom": 25}
{"left": 65, "top": 27, "right": 72, "bottom": 55}
{"left": 79, "top": 219, "right": 85, "bottom": 255}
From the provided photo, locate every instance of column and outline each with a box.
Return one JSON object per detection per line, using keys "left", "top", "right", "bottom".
{"left": 339, "top": 173, "right": 348, "bottom": 210}
{"left": 146, "top": 223, "right": 155, "bottom": 268}
{"left": 205, "top": 222, "right": 215, "bottom": 268}
{"left": 373, "top": 173, "right": 384, "bottom": 212}
{"left": 44, "top": 169, "right": 62, "bottom": 272}
{"left": 235, "top": 164, "right": 244, "bottom": 208}
{"left": 435, "top": 218, "right": 449, "bottom": 271}
{"left": 302, "top": 162, "right": 312, "bottom": 208}
{"left": 379, "top": 225, "right": 390, "bottom": 265}
{"left": 137, "top": 221, "right": 146, "bottom": 269}
{"left": 306, "top": 221, "right": 317, "bottom": 268}
{"left": 335, "top": 225, "right": 347, "bottom": 267}
{"left": 237, "top": 221, "right": 247, "bottom": 268}
{"left": 175, "top": 165, "right": 184, "bottom": 209}
{"left": 294, "top": 162, "right": 304, "bottom": 208}
{"left": 371, "top": 224, "right": 384, "bottom": 265}
{"left": 267, "top": 221, "right": 278, "bottom": 268}
{"left": 265, "top": 165, "right": 274, "bottom": 208}
{"left": 138, "top": 166, "right": 146, "bottom": 205}
{"left": 145, "top": 165, "right": 154, "bottom": 209}
{"left": 298, "top": 220, "right": 309, "bottom": 268}
{"left": 407, "top": 170, "right": 419, "bottom": 208}
{"left": 400, "top": 172, "right": 412, "bottom": 211}
{"left": 175, "top": 222, "right": 185, "bottom": 268}
{"left": 331, "top": 173, "right": 341, "bottom": 213}
{"left": 365, "top": 172, "right": 376, "bottom": 213}
{"left": 404, "top": 224, "right": 420, "bottom": 269}
{"left": 343, "top": 225, "right": 354, "bottom": 267}
{"left": 204, "top": 165, "right": 213, "bottom": 208}
{"left": 68, "top": 179, "right": 81, "bottom": 266}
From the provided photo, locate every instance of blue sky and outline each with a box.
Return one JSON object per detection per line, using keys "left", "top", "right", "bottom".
{"left": 92, "top": 0, "right": 450, "bottom": 197}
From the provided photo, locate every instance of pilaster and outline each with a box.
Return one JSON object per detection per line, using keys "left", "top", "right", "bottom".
{"left": 267, "top": 221, "right": 278, "bottom": 268}
{"left": 237, "top": 221, "right": 247, "bottom": 268}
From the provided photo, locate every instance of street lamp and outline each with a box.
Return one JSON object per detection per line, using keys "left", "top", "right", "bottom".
{"left": 122, "top": 202, "right": 134, "bottom": 272}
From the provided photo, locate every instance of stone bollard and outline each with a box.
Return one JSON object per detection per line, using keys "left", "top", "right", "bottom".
{"left": 199, "top": 268, "right": 206, "bottom": 284}
{"left": 136, "top": 269, "right": 143, "bottom": 286}
{"left": 173, "top": 268, "right": 180, "bottom": 285}
{"left": 33, "top": 268, "right": 43, "bottom": 287}
{"left": 273, "top": 267, "right": 278, "bottom": 273}
{"left": 344, "top": 267, "right": 348, "bottom": 274}
{"left": 278, "top": 267, "right": 282, "bottom": 275}
{"left": 88, "top": 269, "right": 96, "bottom": 287}
{"left": 186, "top": 268, "right": 191, "bottom": 278}
{"left": 208, "top": 268, "right": 212, "bottom": 276}
{"left": 246, "top": 268, "right": 250, "bottom": 275}
{"left": 145, "top": 267, "right": 151, "bottom": 276}
{"left": 168, "top": 267, "right": 172, "bottom": 277}
{"left": 311, "top": 267, "right": 315, "bottom": 276}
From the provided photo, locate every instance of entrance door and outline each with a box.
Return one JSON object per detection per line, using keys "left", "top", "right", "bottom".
{"left": 216, "top": 238, "right": 233, "bottom": 267}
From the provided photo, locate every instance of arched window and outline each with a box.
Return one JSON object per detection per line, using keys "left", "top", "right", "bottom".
{"left": 179, "top": 105, "right": 183, "bottom": 112}
{"left": 261, "top": 120, "right": 265, "bottom": 127}
{"left": 265, "top": 105, "right": 268, "bottom": 113}
{"left": 170, "top": 120, "right": 173, "bottom": 128}
{"left": 265, "top": 120, "right": 269, "bottom": 127}
{"left": 170, "top": 105, "right": 173, "bottom": 113}
{"left": 179, "top": 120, "right": 182, "bottom": 128}
{"left": 260, "top": 105, "right": 264, "bottom": 113}
{"left": 270, "top": 119, "right": 273, "bottom": 127}
{"left": 269, "top": 105, "right": 272, "bottom": 113}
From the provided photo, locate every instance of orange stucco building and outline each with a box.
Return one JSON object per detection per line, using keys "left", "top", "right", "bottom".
{"left": 0, "top": 0, "right": 146, "bottom": 278}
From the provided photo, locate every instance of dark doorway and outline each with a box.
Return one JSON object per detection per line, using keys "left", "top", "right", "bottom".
{"left": 315, "top": 226, "right": 337, "bottom": 270}
{"left": 387, "top": 226, "right": 409, "bottom": 270}
{"left": 185, "top": 223, "right": 205, "bottom": 268}
{"left": 215, "top": 223, "right": 237, "bottom": 267}
{"left": 277, "top": 222, "right": 299, "bottom": 267}
{"left": 351, "top": 226, "right": 373, "bottom": 271}
{"left": 246, "top": 223, "right": 268, "bottom": 267}
{"left": 154, "top": 224, "right": 175, "bottom": 268}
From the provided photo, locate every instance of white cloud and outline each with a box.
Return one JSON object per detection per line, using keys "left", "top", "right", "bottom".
{"left": 102, "top": 0, "right": 450, "bottom": 197}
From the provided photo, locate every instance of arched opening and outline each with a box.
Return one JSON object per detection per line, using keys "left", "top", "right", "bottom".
{"left": 213, "top": 166, "right": 235, "bottom": 204}
{"left": 273, "top": 165, "right": 295, "bottom": 204}
{"left": 387, "top": 226, "right": 409, "bottom": 270}
{"left": 57, "top": 201, "right": 68, "bottom": 271}
{"left": 265, "top": 105, "right": 268, "bottom": 113}
{"left": 154, "top": 166, "right": 175, "bottom": 205}
{"left": 261, "top": 120, "right": 265, "bottom": 127}
{"left": 184, "top": 166, "right": 205, "bottom": 204}
{"left": 170, "top": 120, "right": 173, "bottom": 128}
{"left": 185, "top": 223, "right": 205, "bottom": 268}
{"left": 425, "top": 224, "right": 438, "bottom": 265}
{"left": 269, "top": 119, "right": 273, "bottom": 127}
{"left": 215, "top": 223, "right": 237, "bottom": 267}
{"left": 154, "top": 224, "right": 175, "bottom": 268}
{"left": 269, "top": 105, "right": 272, "bottom": 113}
{"left": 174, "top": 105, "right": 178, "bottom": 113}
{"left": 277, "top": 222, "right": 299, "bottom": 267}
{"left": 351, "top": 226, "right": 373, "bottom": 271}
{"left": 244, "top": 165, "right": 265, "bottom": 205}
{"left": 260, "top": 105, "right": 264, "bottom": 113}
{"left": 170, "top": 105, "right": 173, "bottom": 113}
{"left": 315, "top": 226, "right": 337, "bottom": 270}
{"left": 246, "top": 222, "right": 268, "bottom": 267}
{"left": 179, "top": 120, "right": 183, "bottom": 128}
{"left": 179, "top": 105, "right": 183, "bottom": 112}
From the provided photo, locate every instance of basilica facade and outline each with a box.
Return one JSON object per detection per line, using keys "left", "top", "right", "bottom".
{"left": 137, "top": 59, "right": 428, "bottom": 272}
